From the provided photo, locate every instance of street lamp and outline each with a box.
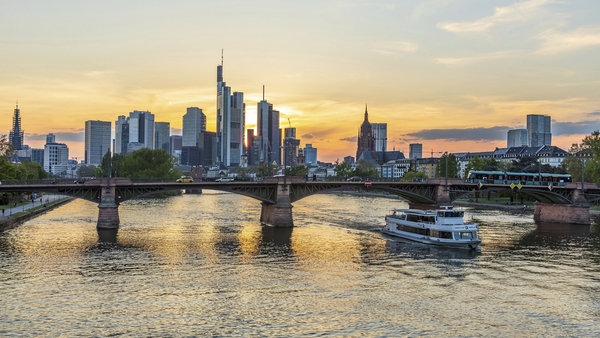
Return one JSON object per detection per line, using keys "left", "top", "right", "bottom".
{"left": 443, "top": 151, "right": 449, "bottom": 189}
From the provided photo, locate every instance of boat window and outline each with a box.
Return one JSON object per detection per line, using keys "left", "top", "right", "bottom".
{"left": 455, "top": 232, "right": 473, "bottom": 240}
{"left": 430, "top": 230, "right": 439, "bottom": 238}
{"left": 440, "top": 231, "right": 453, "bottom": 239}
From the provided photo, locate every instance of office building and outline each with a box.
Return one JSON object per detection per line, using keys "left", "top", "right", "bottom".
{"left": 304, "top": 144, "right": 317, "bottom": 165}
{"left": 283, "top": 127, "right": 300, "bottom": 166}
{"left": 114, "top": 111, "right": 155, "bottom": 154}
{"left": 507, "top": 129, "right": 528, "bottom": 147}
{"left": 155, "top": 122, "right": 171, "bottom": 153}
{"left": 46, "top": 133, "right": 56, "bottom": 144}
{"left": 372, "top": 123, "right": 387, "bottom": 152}
{"left": 216, "top": 56, "right": 245, "bottom": 166}
{"left": 182, "top": 107, "right": 206, "bottom": 147}
{"left": 409, "top": 143, "right": 423, "bottom": 159}
{"left": 85, "top": 120, "right": 111, "bottom": 166}
{"left": 9, "top": 103, "right": 24, "bottom": 150}
{"left": 527, "top": 114, "right": 552, "bottom": 147}
{"left": 256, "top": 88, "right": 281, "bottom": 164}
{"left": 44, "top": 141, "right": 69, "bottom": 176}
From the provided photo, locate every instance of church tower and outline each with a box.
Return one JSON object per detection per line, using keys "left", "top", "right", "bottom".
{"left": 9, "top": 103, "right": 24, "bottom": 150}
{"left": 356, "top": 104, "right": 375, "bottom": 160}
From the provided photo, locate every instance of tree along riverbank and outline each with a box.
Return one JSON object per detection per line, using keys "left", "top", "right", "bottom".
{"left": 0, "top": 197, "right": 73, "bottom": 232}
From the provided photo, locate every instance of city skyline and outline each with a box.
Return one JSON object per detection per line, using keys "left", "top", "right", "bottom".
{"left": 2, "top": 1, "right": 600, "bottom": 162}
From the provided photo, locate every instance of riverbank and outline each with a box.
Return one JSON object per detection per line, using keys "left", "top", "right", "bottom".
{"left": 0, "top": 197, "right": 73, "bottom": 232}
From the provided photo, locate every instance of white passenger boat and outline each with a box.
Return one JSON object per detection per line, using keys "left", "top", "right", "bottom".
{"left": 382, "top": 206, "right": 481, "bottom": 251}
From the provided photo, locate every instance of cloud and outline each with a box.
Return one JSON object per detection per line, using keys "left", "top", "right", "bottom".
{"left": 437, "top": 0, "right": 554, "bottom": 33}
{"left": 406, "top": 126, "right": 510, "bottom": 141}
{"left": 536, "top": 26, "right": 600, "bottom": 54}
{"left": 435, "top": 50, "right": 517, "bottom": 66}
{"left": 586, "top": 111, "right": 600, "bottom": 117}
{"left": 553, "top": 121, "right": 600, "bottom": 136}
{"left": 27, "top": 131, "right": 84, "bottom": 143}
{"left": 301, "top": 133, "right": 316, "bottom": 139}
{"left": 340, "top": 136, "right": 358, "bottom": 142}
{"left": 374, "top": 41, "right": 419, "bottom": 55}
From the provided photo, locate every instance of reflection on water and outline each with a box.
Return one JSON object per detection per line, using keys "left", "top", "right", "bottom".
{"left": 1, "top": 194, "right": 600, "bottom": 336}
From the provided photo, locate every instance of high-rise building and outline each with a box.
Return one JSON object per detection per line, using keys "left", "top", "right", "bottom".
{"left": 356, "top": 104, "right": 375, "bottom": 160}
{"left": 115, "top": 115, "right": 129, "bottom": 155}
{"left": 115, "top": 111, "right": 155, "bottom": 154}
{"left": 304, "top": 144, "right": 317, "bottom": 165}
{"left": 527, "top": 114, "right": 551, "bottom": 147}
{"left": 46, "top": 133, "right": 56, "bottom": 144}
{"left": 9, "top": 103, "right": 24, "bottom": 150}
{"left": 155, "top": 122, "right": 170, "bottom": 153}
{"left": 256, "top": 88, "right": 281, "bottom": 164}
{"left": 283, "top": 127, "right": 300, "bottom": 166}
{"left": 182, "top": 107, "right": 206, "bottom": 147}
{"left": 507, "top": 129, "right": 528, "bottom": 147}
{"left": 44, "top": 141, "right": 69, "bottom": 176}
{"left": 129, "top": 110, "right": 155, "bottom": 149}
{"left": 409, "top": 143, "right": 423, "bottom": 159}
{"left": 372, "top": 123, "right": 387, "bottom": 152}
{"left": 84, "top": 120, "right": 111, "bottom": 166}
{"left": 246, "top": 129, "right": 258, "bottom": 166}
{"left": 216, "top": 55, "right": 245, "bottom": 167}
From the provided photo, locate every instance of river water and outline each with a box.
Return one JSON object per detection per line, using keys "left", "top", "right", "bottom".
{"left": 1, "top": 192, "right": 599, "bottom": 337}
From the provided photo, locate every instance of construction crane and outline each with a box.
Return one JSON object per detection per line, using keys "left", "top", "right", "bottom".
{"left": 288, "top": 118, "right": 292, "bottom": 129}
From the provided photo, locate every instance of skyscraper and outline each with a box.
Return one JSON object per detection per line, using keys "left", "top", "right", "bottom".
{"left": 372, "top": 123, "right": 387, "bottom": 152}
{"left": 128, "top": 110, "right": 155, "bottom": 149}
{"left": 115, "top": 115, "right": 129, "bottom": 155}
{"left": 182, "top": 107, "right": 206, "bottom": 147}
{"left": 256, "top": 90, "right": 280, "bottom": 164}
{"left": 507, "top": 129, "right": 528, "bottom": 147}
{"left": 356, "top": 104, "right": 375, "bottom": 160}
{"left": 155, "top": 122, "right": 171, "bottom": 153}
{"left": 304, "top": 144, "right": 317, "bottom": 165}
{"left": 216, "top": 54, "right": 245, "bottom": 167}
{"left": 9, "top": 103, "right": 24, "bottom": 150}
{"left": 85, "top": 120, "right": 111, "bottom": 166}
{"left": 409, "top": 143, "right": 423, "bottom": 159}
{"left": 114, "top": 111, "right": 155, "bottom": 154}
{"left": 527, "top": 114, "right": 552, "bottom": 147}
{"left": 283, "top": 127, "right": 300, "bottom": 166}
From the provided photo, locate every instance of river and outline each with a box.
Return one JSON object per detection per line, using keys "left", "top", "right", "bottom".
{"left": 1, "top": 192, "right": 599, "bottom": 336}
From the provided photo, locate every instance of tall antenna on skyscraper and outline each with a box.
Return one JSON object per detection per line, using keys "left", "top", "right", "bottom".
{"left": 221, "top": 49, "right": 223, "bottom": 66}
{"left": 262, "top": 85, "right": 265, "bottom": 101}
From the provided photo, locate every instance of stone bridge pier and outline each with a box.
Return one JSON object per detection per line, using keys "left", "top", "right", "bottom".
{"left": 409, "top": 179, "right": 453, "bottom": 210}
{"left": 97, "top": 181, "right": 120, "bottom": 229}
{"left": 534, "top": 187, "right": 590, "bottom": 225}
{"left": 260, "top": 181, "right": 293, "bottom": 227}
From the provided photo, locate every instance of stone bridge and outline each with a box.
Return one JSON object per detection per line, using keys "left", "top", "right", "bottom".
{"left": 1, "top": 177, "right": 598, "bottom": 228}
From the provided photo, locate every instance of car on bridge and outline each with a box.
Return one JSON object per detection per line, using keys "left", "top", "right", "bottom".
{"left": 347, "top": 176, "right": 362, "bottom": 182}
{"left": 215, "top": 177, "right": 234, "bottom": 182}
{"left": 176, "top": 176, "right": 194, "bottom": 183}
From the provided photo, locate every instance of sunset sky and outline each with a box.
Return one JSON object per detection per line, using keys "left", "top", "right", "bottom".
{"left": 2, "top": 0, "right": 600, "bottom": 163}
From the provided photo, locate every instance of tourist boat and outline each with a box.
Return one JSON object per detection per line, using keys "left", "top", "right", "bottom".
{"left": 382, "top": 206, "right": 481, "bottom": 251}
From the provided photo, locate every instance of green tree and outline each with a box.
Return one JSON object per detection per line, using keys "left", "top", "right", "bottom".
{"left": 256, "top": 162, "right": 278, "bottom": 177}
{"left": 401, "top": 171, "right": 428, "bottom": 182}
{"left": 16, "top": 161, "right": 47, "bottom": 180}
{"left": 353, "top": 160, "right": 379, "bottom": 178}
{"left": 77, "top": 164, "right": 96, "bottom": 178}
{"left": 287, "top": 165, "right": 308, "bottom": 177}
{"left": 0, "top": 156, "right": 17, "bottom": 180}
{"left": 562, "top": 130, "right": 600, "bottom": 183}
{"left": 334, "top": 160, "right": 353, "bottom": 179}
{"left": 95, "top": 149, "right": 179, "bottom": 179}
{"left": 509, "top": 155, "right": 539, "bottom": 172}
{"left": 435, "top": 154, "right": 459, "bottom": 178}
